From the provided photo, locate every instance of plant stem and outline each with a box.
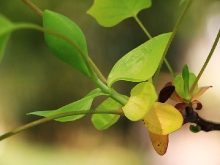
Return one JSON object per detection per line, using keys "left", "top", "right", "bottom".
{"left": 134, "top": 16, "right": 175, "bottom": 79}
{"left": 164, "top": 58, "right": 175, "bottom": 78}
{"left": 22, "top": 0, "right": 43, "bottom": 16}
{"left": 153, "top": 0, "right": 194, "bottom": 85}
{"left": 189, "top": 29, "right": 220, "bottom": 94}
{"left": 134, "top": 16, "right": 152, "bottom": 39}
{"left": 88, "top": 57, "right": 107, "bottom": 84}
{"left": 0, "top": 109, "right": 124, "bottom": 141}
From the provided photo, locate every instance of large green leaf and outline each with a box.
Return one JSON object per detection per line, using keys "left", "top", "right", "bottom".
{"left": 107, "top": 33, "right": 172, "bottom": 87}
{"left": 122, "top": 82, "right": 157, "bottom": 121}
{"left": 0, "top": 14, "right": 14, "bottom": 62}
{"left": 87, "top": 0, "right": 152, "bottom": 27}
{"left": 29, "top": 89, "right": 106, "bottom": 122}
{"left": 92, "top": 98, "right": 121, "bottom": 130}
{"left": 43, "top": 10, "right": 90, "bottom": 77}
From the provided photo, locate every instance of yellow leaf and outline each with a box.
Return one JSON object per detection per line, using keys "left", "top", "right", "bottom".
{"left": 122, "top": 82, "right": 157, "bottom": 121}
{"left": 148, "top": 131, "right": 168, "bottom": 156}
{"left": 142, "top": 102, "right": 183, "bottom": 135}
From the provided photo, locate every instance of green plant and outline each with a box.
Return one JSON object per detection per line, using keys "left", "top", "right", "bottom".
{"left": 0, "top": 0, "right": 219, "bottom": 156}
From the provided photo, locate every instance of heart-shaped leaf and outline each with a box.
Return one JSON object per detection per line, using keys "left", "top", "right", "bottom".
{"left": 87, "top": 0, "right": 152, "bottom": 27}
{"left": 122, "top": 82, "right": 157, "bottom": 121}
{"left": 92, "top": 97, "right": 121, "bottom": 130}
{"left": 142, "top": 102, "right": 183, "bottom": 135}
{"left": 107, "top": 33, "right": 172, "bottom": 87}
{"left": 29, "top": 89, "right": 106, "bottom": 122}
{"left": 43, "top": 10, "right": 90, "bottom": 77}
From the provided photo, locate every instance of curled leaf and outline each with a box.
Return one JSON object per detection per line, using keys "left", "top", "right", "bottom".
{"left": 191, "top": 100, "right": 202, "bottom": 110}
{"left": 122, "top": 82, "right": 157, "bottom": 121}
{"left": 175, "top": 102, "right": 188, "bottom": 111}
{"left": 142, "top": 102, "right": 183, "bottom": 135}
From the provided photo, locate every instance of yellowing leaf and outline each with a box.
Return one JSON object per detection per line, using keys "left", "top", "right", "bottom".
{"left": 122, "top": 82, "right": 157, "bottom": 121}
{"left": 142, "top": 102, "right": 183, "bottom": 135}
{"left": 148, "top": 131, "right": 168, "bottom": 156}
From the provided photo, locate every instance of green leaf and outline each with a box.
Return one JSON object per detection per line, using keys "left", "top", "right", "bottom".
{"left": 43, "top": 10, "right": 90, "bottom": 77}
{"left": 179, "top": 0, "right": 187, "bottom": 6}
{"left": 122, "top": 82, "right": 157, "bottom": 121}
{"left": 142, "top": 102, "right": 183, "bottom": 135}
{"left": 29, "top": 89, "right": 106, "bottom": 122}
{"left": 174, "top": 71, "right": 198, "bottom": 101}
{"left": 0, "top": 14, "right": 14, "bottom": 63}
{"left": 182, "top": 64, "right": 189, "bottom": 95}
{"left": 174, "top": 75, "right": 185, "bottom": 99}
{"left": 107, "top": 33, "right": 172, "bottom": 87}
{"left": 87, "top": 0, "right": 152, "bottom": 27}
{"left": 92, "top": 98, "right": 121, "bottom": 130}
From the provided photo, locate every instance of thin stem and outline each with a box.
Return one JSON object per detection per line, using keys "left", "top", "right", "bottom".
{"left": 153, "top": 0, "right": 194, "bottom": 85}
{"left": 0, "top": 109, "right": 124, "bottom": 141}
{"left": 164, "top": 58, "right": 175, "bottom": 77}
{"left": 189, "top": 29, "right": 220, "bottom": 94}
{"left": 22, "top": 0, "right": 43, "bottom": 16}
{"left": 88, "top": 57, "right": 107, "bottom": 84}
{"left": 134, "top": 16, "right": 152, "bottom": 39}
{"left": 134, "top": 16, "right": 175, "bottom": 79}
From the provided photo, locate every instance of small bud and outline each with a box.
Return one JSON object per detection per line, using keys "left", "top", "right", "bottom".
{"left": 189, "top": 124, "right": 201, "bottom": 133}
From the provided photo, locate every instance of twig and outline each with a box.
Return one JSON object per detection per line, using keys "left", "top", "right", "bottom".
{"left": 22, "top": 0, "right": 43, "bottom": 16}
{"left": 184, "top": 106, "right": 220, "bottom": 132}
{"left": 0, "top": 109, "right": 124, "bottom": 141}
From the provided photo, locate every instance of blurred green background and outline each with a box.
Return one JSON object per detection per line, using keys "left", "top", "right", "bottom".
{"left": 0, "top": 0, "right": 220, "bottom": 164}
